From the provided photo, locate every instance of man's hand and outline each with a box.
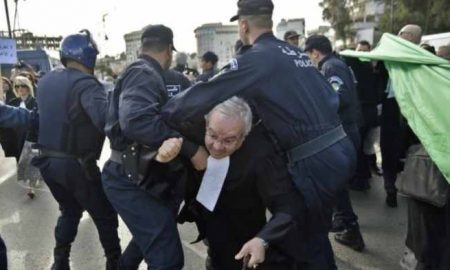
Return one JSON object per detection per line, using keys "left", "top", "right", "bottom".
{"left": 155, "top": 138, "right": 183, "bottom": 163}
{"left": 235, "top": 237, "right": 266, "bottom": 269}
{"left": 190, "top": 146, "right": 208, "bottom": 170}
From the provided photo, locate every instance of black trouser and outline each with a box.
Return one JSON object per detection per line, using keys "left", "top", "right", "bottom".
{"left": 33, "top": 156, "right": 121, "bottom": 258}
{"left": 406, "top": 198, "right": 447, "bottom": 269}
{"left": 0, "top": 234, "right": 6, "bottom": 270}
{"left": 380, "top": 98, "right": 403, "bottom": 194}
{"left": 354, "top": 125, "right": 372, "bottom": 182}
{"left": 333, "top": 125, "right": 360, "bottom": 225}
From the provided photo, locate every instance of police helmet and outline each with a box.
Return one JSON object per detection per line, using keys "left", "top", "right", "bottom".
{"left": 60, "top": 29, "right": 99, "bottom": 69}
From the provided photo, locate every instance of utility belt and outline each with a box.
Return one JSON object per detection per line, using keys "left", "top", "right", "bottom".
{"left": 38, "top": 148, "right": 99, "bottom": 181}
{"left": 286, "top": 125, "right": 347, "bottom": 163}
{"left": 109, "top": 143, "right": 186, "bottom": 201}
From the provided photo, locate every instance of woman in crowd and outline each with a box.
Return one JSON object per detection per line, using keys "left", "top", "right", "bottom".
{"left": 10, "top": 76, "right": 41, "bottom": 198}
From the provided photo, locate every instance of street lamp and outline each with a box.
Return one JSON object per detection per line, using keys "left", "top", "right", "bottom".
{"left": 3, "top": 0, "right": 12, "bottom": 37}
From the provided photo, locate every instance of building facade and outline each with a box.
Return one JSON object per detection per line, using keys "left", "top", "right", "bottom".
{"left": 0, "top": 29, "right": 62, "bottom": 50}
{"left": 276, "top": 18, "right": 306, "bottom": 41}
{"left": 124, "top": 28, "right": 144, "bottom": 65}
{"left": 194, "top": 23, "right": 238, "bottom": 69}
{"left": 349, "top": 0, "right": 385, "bottom": 45}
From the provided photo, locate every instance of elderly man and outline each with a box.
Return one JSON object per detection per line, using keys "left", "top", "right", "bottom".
{"left": 184, "top": 96, "right": 306, "bottom": 270}
{"left": 163, "top": 0, "right": 356, "bottom": 268}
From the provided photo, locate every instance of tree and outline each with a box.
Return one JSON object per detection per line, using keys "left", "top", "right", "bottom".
{"left": 379, "top": 0, "right": 450, "bottom": 35}
{"left": 319, "top": 0, "right": 353, "bottom": 46}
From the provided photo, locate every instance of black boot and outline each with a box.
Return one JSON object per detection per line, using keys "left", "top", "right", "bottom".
{"left": 106, "top": 254, "right": 120, "bottom": 270}
{"left": 51, "top": 245, "right": 71, "bottom": 270}
{"left": 386, "top": 192, "right": 398, "bottom": 208}
{"left": 330, "top": 218, "right": 346, "bottom": 233}
{"left": 334, "top": 223, "right": 365, "bottom": 252}
{"left": 368, "top": 154, "right": 382, "bottom": 175}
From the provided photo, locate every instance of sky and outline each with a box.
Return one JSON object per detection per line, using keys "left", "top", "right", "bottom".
{"left": 1, "top": 0, "right": 328, "bottom": 56}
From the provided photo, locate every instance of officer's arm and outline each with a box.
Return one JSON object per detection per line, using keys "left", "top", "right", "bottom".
{"left": 322, "top": 64, "right": 351, "bottom": 111}
{"left": 119, "top": 69, "right": 194, "bottom": 153}
{"left": 162, "top": 52, "right": 267, "bottom": 132}
{"left": 79, "top": 80, "right": 108, "bottom": 132}
{"left": 0, "top": 103, "right": 31, "bottom": 129}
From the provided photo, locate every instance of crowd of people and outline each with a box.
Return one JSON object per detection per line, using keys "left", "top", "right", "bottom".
{"left": 1, "top": 0, "right": 450, "bottom": 269}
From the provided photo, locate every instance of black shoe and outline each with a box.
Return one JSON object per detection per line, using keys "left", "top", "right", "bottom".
{"left": 106, "top": 256, "right": 119, "bottom": 270}
{"left": 51, "top": 245, "right": 71, "bottom": 270}
{"left": 51, "top": 260, "right": 70, "bottom": 270}
{"left": 368, "top": 154, "right": 383, "bottom": 176}
{"left": 330, "top": 219, "right": 346, "bottom": 233}
{"left": 27, "top": 189, "right": 35, "bottom": 199}
{"left": 334, "top": 225, "right": 365, "bottom": 252}
{"left": 386, "top": 193, "right": 398, "bottom": 208}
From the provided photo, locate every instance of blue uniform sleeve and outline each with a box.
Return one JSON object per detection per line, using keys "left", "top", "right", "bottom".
{"left": 0, "top": 103, "right": 31, "bottom": 129}
{"left": 162, "top": 52, "right": 268, "bottom": 131}
{"left": 78, "top": 80, "right": 108, "bottom": 132}
{"left": 322, "top": 62, "right": 352, "bottom": 112}
{"left": 119, "top": 68, "right": 190, "bottom": 152}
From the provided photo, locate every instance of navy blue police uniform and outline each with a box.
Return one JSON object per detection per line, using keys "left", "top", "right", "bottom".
{"left": 102, "top": 25, "right": 198, "bottom": 270}
{"left": 162, "top": 1, "right": 356, "bottom": 268}
{"left": 312, "top": 43, "right": 364, "bottom": 251}
{"left": 0, "top": 103, "right": 37, "bottom": 270}
{"left": 31, "top": 30, "right": 121, "bottom": 270}
{"left": 164, "top": 69, "right": 191, "bottom": 98}
{"left": 0, "top": 104, "right": 35, "bottom": 129}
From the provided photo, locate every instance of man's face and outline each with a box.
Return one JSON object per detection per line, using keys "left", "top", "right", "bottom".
{"left": 286, "top": 36, "right": 299, "bottom": 47}
{"left": 205, "top": 111, "right": 245, "bottom": 159}
{"left": 238, "top": 19, "right": 250, "bottom": 45}
{"left": 306, "top": 49, "right": 321, "bottom": 67}
{"left": 356, "top": 44, "right": 370, "bottom": 52}
{"left": 163, "top": 46, "right": 174, "bottom": 70}
{"left": 398, "top": 30, "right": 415, "bottom": 43}
{"left": 200, "top": 60, "right": 212, "bottom": 72}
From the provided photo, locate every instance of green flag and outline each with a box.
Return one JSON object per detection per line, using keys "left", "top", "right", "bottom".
{"left": 340, "top": 33, "right": 450, "bottom": 183}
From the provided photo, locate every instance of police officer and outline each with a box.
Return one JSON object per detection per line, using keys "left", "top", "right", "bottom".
{"left": 304, "top": 35, "right": 365, "bottom": 251}
{"left": 32, "top": 30, "right": 121, "bottom": 270}
{"left": 102, "top": 25, "right": 206, "bottom": 270}
{"left": 0, "top": 103, "right": 39, "bottom": 270}
{"left": 162, "top": 0, "right": 356, "bottom": 268}
{"left": 0, "top": 104, "right": 35, "bottom": 129}
{"left": 196, "top": 51, "right": 219, "bottom": 82}
{"left": 164, "top": 68, "right": 191, "bottom": 98}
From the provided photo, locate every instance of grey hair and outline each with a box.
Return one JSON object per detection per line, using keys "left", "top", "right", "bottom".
{"left": 206, "top": 96, "right": 253, "bottom": 136}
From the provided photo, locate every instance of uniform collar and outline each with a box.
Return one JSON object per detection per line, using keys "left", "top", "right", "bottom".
{"left": 253, "top": 31, "right": 276, "bottom": 44}
{"left": 139, "top": 54, "right": 165, "bottom": 78}
{"left": 318, "top": 53, "right": 333, "bottom": 70}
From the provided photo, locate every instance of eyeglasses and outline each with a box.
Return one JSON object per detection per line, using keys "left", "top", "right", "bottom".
{"left": 205, "top": 129, "right": 243, "bottom": 148}
{"left": 14, "top": 84, "right": 28, "bottom": 89}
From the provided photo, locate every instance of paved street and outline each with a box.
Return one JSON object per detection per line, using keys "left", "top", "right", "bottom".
{"left": 0, "top": 145, "right": 408, "bottom": 270}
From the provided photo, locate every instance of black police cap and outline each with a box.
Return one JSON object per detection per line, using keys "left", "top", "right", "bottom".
{"left": 284, "top": 30, "right": 300, "bottom": 41}
{"left": 230, "top": 0, "right": 274, "bottom": 22}
{"left": 141, "top": 24, "right": 177, "bottom": 51}
{"left": 304, "top": 35, "right": 332, "bottom": 53}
